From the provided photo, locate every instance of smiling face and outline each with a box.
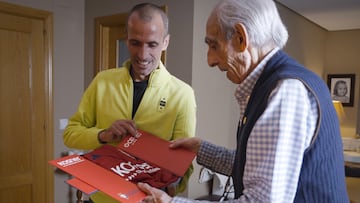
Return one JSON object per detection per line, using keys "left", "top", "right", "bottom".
{"left": 126, "top": 12, "right": 169, "bottom": 81}
{"left": 204, "top": 15, "right": 253, "bottom": 84}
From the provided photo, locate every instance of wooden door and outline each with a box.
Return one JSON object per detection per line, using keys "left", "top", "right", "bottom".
{"left": 94, "top": 5, "right": 167, "bottom": 76}
{"left": 0, "top": 2, "right": 53, "bottom": 203}
{"left": 94, "top": 12, "right": 128, "bottom": 74}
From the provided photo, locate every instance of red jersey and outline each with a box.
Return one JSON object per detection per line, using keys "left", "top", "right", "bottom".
{"left": 83, "top": 145, "right": 179, "bottom": 188}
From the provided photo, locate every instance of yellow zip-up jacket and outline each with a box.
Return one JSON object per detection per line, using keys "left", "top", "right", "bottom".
{"left": 63, "top": 60, "right": 196, "bottom": 202}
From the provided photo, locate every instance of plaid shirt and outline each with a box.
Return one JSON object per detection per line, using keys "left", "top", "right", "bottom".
{"left": 173, "top": 49, "right": 318, "bottom": 202}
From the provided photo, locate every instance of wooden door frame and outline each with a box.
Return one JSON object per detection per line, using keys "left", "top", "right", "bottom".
{"left": 0, "top": 2, "right": 54, "bottom": 202}
{"left": 94, "top": 5, "right": 168, "bottom": 76}
{"left": 94, "top": 12, "right": 128, "bottom": 74}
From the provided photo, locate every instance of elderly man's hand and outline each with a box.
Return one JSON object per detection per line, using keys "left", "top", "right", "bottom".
{"left": 169, "top": 137, "right": 202, "bottom": 154}
{"left": 138, "top": 183, "right": 172, "bottom": 203}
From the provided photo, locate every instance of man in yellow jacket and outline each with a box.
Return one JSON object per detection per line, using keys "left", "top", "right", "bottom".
{"left": 63, "top": 3, "right": 196, "bottom": 203}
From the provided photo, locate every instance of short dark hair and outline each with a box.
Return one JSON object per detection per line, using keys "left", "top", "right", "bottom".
{"left": 127, "top": 3, "right": 169, "bottom": 36}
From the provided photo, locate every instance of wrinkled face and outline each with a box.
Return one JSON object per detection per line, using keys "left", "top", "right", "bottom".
{"left": 205, "top": 16, "right": 251, "bottom": 84}
{"left": 127, "top": 12, "right": 169, "bottom": 81}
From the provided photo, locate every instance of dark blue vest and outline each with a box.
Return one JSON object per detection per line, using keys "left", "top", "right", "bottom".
{"left": 232, "top": 51, "right": 349, "bottom": 202}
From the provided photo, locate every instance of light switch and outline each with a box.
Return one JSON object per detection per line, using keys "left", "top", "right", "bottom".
{"left": 59, "top": 119, "right": 68, "bottom": 130}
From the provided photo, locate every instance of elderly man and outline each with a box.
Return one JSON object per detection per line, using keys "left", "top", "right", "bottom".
{"left": 138, "top": 0, "right": 349, "bottom": 202}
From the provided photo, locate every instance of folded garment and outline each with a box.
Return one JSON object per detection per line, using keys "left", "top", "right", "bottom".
{"left": 83, "top": 145, "right": 179, "bottom": 188}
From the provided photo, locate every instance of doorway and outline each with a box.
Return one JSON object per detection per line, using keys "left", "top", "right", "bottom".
{"left": 0, "top": 2, "right": 53, "bottom": 203}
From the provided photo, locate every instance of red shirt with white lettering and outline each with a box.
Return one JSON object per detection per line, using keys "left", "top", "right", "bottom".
{"left": 83, "top": 145, "right": 179, "bottom": 188}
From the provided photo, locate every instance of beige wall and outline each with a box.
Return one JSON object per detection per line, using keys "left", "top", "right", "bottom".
{"left": 278, "top": 3, "right": 360, "bottom": 138}
{"left": 277, "top": 4, "right": 327, "bottom": 77}
{"left": 326, "top": 30, "right": 360, "bottom": 137}
{"left": 190, "top": 0, "right": 240, "bottom": 198}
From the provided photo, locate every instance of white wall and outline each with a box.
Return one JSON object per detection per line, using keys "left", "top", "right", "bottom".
{"left": 190, "top": 0, "right": 239, "bottom": 199}
{"left": 52, "top": 1, "right": 85, "bottom": 202}
{"left": 2, "top": 0, "right": 85, "bottom": 202}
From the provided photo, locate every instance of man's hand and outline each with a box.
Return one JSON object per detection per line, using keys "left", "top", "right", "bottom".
{"left": 169, "top": 137, "right": 202, "bottom": 154}
{"left": 138, "top": 183, "right": 172, "bottom": 203}
{"left": 98, "top": 120, "right": 137, "bottom": 143}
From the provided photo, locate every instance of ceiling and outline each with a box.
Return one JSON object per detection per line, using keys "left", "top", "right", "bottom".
{"left": 276, "top": 0, "right": 360, "bottom": 31}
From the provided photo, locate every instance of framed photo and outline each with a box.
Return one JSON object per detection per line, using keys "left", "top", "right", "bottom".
{"left": 327, "top": 74, "right": 355, "bottom": 107}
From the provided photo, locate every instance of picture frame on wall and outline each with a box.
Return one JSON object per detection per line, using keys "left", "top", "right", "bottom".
{"left": 327, "top": 74, "right": 355, "bottom": 107}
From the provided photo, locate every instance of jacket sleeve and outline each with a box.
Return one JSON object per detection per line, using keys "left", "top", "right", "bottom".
{"left": 63, "top": 78, "right": 104, "bottom": 150}
{"left": 173, "top": 87, "right": 197, "bottom": 194}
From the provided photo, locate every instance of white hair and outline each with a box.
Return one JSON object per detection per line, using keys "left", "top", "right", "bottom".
{"left": 212, "top": 0, "right": 288, "bottom": 49}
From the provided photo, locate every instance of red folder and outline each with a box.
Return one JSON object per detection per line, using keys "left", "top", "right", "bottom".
{"left": 118, "top": 130, "right": 196, "bottom": 177}
{"left": 49, "top": 130, "right": 196, "bottom": 202}
{"left": 66, "top": 178, "right": 98, "bottom": 195}
{"left": 49, "top": 155, "right": 146, "bottom": 203}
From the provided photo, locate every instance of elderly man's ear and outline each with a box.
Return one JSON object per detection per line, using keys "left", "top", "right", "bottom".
{"left": 233, "top": 23, "right": 248, "bottom": 52}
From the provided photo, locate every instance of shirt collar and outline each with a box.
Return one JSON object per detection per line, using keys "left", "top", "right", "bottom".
{"left": 235, "top": 47, "right": 280, "bottom": 104}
